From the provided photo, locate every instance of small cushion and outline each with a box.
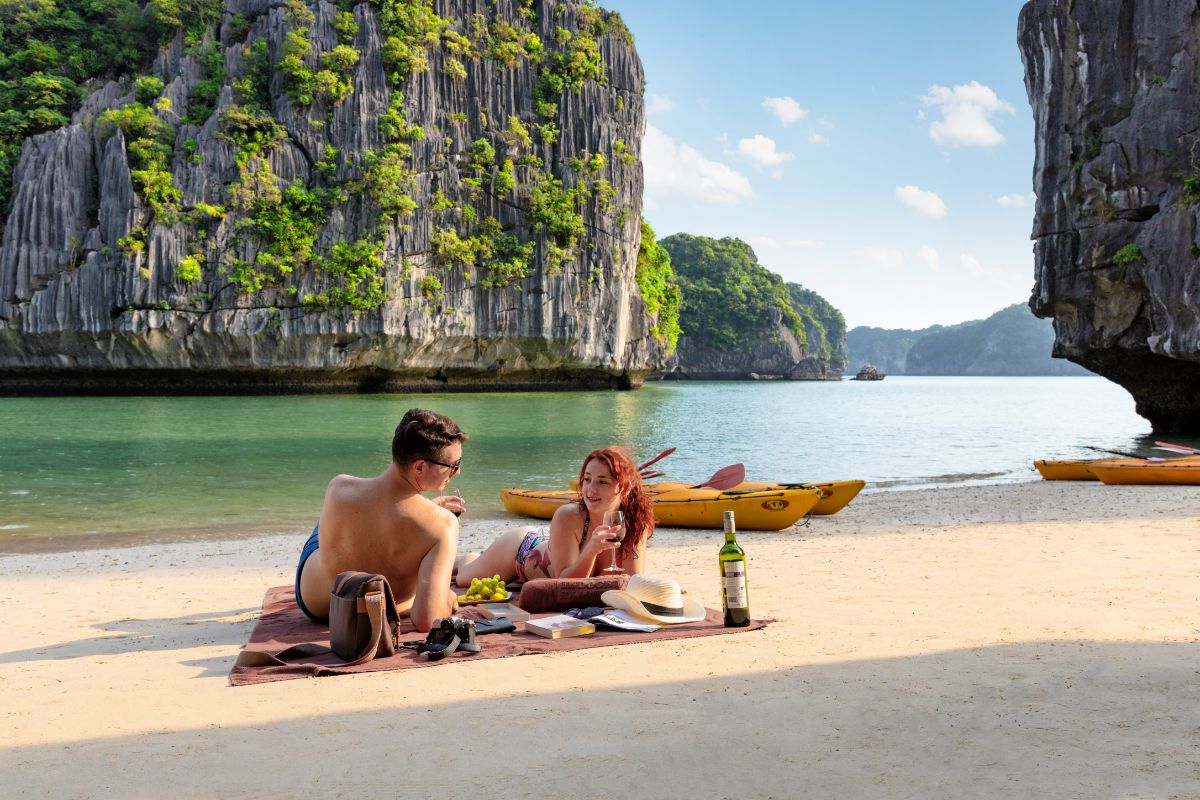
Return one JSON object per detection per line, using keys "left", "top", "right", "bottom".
{"left": 516, "top": 575, "right": 631, "bottom": 613}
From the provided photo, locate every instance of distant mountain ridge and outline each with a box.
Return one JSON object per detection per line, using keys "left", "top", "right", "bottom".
{"left": 847, "top": 304, "right": 1093, "bottom": 376}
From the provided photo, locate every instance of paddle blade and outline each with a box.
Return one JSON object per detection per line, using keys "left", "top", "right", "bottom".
{"left": 640, "top": 469, "right": 665, "bottom": 480}
{"left": 1154, "top": 440, "right": 1200, "bottom": 454}
{"left": 638, "top": 447, "right": 677, "bottom": 472}
{"left": 695, "top": 463, "right": 746, "bottom": 490}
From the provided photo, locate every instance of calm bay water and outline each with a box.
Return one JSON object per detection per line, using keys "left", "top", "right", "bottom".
{"left": 0, "top": 377, "right": 1169, "bottom": 551}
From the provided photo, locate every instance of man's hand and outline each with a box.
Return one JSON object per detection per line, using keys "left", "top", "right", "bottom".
{"left": 447, "top": 586, "right": 460, "bottom": 612}
{"left": 433, "top": 495, "right": 466, "bottom": 516}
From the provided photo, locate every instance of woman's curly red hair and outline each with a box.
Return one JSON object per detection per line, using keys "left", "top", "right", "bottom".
{"left": 575, "top": 446, "right": 654, "bottom": 560}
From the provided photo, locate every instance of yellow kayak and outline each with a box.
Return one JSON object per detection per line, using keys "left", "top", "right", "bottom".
{"left": 1033, "top": 458, "right": 1119, "bottom": 481}
{"left": 1034, "top": 455, "right": 1200, "bottom": 481}
{"left": 724, "top": 480, "right": 865, "bottom": 515}
{"left": 500, "top": 485, "right": 821, "bottom": 531}
{"left": 1086, "top": 460, "right": 1200, "bottom": 485}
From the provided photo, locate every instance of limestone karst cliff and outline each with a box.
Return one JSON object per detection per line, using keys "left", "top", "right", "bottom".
{"left": 1019, "top": 0, "right": 1200, "bottom": 431}
{"left": 0, "top": 0, "right": 671, "bottom": 392}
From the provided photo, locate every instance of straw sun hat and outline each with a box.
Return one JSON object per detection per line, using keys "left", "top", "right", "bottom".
{"left": 600, "top": 575, "right": 707, "bottom": 624}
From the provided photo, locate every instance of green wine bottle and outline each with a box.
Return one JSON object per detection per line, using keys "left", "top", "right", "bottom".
{"left": 719, "top": 510, "right": 750, "bottom": 627}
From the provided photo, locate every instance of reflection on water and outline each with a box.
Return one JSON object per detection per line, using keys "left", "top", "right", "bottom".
{"left": 0, "top": 377, "right": 1152, "bottom": 547}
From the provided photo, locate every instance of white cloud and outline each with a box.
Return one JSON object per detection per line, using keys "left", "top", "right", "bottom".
{"left": 863, "top": 247, "right": 904, "bottom": 267}
{"left": 749, "top": 236, "right": 779, "bottom": 251}
{"left": 737, "top": 134, "right": 795, "bottom": 168}
{"left": 921, "top": 81, "right": 1014, "bottom": 147}
{"left": 895, "top": 185, "right": 948, "bottom": 218}
{"left": 647, "top": 93, "right": 675, "bottom": 114}
{"left": 919, "top": 245, "right": 941, "bottom": 271}
{"left": 785, "top": 239, "right": 825, "bottom": 249}
{"left": 643, "top": 124, "right": 754, "bottom": 206}
{"left": 807, "top": 132, "right": 828, "bottom": 144}
{"left": 762, "top": 96, "right": 808, "bottom": 126}
{"left": 997, "top": 192, "right": 1035, "bottom": 208}
{"left": 960, "top": 253, "right": 985, "bottom": 275}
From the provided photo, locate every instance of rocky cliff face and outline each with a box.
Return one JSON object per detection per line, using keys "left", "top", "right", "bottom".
{"left": 1019, "top": 0, "right": 1200, "bottom": 431}
{"left": 668, "top": 314, "right": 837, "bottom": 381}
{"left": 0, "top": 0, "right": 665, "bottom": 392}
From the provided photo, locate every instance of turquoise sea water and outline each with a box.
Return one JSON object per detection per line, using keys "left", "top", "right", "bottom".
{"left": 0, "top": 377, "right": 1175, "bottom": 551}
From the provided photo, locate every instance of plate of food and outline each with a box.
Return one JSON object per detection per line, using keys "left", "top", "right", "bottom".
{"left": 456, "top": 576, "right": 511, "bottom": 605}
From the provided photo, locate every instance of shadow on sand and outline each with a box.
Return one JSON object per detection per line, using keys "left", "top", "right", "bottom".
{"left": 1, "top": 639, "right": 1197, "bottom": 799}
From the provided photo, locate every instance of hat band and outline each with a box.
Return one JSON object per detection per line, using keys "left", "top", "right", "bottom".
{"left": 641, "top": 600, "right": 683, "bottom": 617}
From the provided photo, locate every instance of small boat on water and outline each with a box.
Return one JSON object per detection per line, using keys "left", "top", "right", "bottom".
{"left": 500, "top": 485, "right": 823, "bottom": 530}
{"left": 851, "top": 364, "right": 886, "bottom": 381}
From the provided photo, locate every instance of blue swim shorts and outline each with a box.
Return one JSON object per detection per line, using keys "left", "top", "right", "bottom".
{"left": 295, "top": 526, "right": 323, "bottom": 623}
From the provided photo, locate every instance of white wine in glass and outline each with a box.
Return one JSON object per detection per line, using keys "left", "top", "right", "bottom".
{"left": 601, "top": 510, "right": 625, "bottom": 573}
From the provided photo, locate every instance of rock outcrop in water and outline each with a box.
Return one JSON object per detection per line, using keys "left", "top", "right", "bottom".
{"left": 1019, "top": 0, "right": 1200, "bottom": 431}
{"left": 0, "top": 0, "right": 670, "bottom": 392}
{"left": 657, "top": 234, "right": 846, "bottom": 381}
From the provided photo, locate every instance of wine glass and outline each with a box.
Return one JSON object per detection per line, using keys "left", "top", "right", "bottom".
{"left": 601, "top": 510, "right": 625, "bottom": 573}
{"left": 448, "top": 486, "right": 464, "bottom": 517}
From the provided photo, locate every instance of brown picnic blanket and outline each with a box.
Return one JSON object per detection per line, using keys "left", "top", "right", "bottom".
{"left": 229, "top": 585, "right": 770, "bottom": 685}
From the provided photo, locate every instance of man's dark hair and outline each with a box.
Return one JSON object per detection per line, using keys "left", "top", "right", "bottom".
{"left": 392, "top": 409, "right": 468, "bottom": 467}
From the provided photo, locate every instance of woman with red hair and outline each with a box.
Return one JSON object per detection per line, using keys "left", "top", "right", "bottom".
{"left": 456, "top": 446, "right": 654, "bottom": 584}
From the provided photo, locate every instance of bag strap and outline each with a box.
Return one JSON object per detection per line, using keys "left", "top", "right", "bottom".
{"left": 234, "top": 590, "right": 391, "bottom": 670}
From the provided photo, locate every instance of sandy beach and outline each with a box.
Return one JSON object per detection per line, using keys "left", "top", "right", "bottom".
{"left": 2, "top": 481, "right": 1198, "bottom": 799}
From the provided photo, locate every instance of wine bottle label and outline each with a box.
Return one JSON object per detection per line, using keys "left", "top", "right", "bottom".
{"left": 722, "top": 561, "right": 748, "bottom": 609}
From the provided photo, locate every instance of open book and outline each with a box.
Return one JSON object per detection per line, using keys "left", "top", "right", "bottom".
{"left": 524, "top": 609, "right": 662, "bottom": 638}
{"left": 584, "top": 609, "right": 661, "bottom": 632}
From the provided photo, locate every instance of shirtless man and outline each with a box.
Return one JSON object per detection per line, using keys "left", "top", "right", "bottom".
{"left": 295, "top": 408, "right": 468, "bottom": 632}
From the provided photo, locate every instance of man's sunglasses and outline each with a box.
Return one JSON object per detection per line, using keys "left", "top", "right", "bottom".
{"left": 424, "top": 457, "right": 462, "bottom": 473}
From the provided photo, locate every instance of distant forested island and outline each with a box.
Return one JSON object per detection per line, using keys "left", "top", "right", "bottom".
{"left": 658, "top": 234, "right": 846, "bottom": 380}
{"left": 847, "top": 304, "right": 1093, "bottom": 376}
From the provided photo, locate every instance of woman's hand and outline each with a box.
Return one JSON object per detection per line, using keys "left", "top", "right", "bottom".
{"left": 586, "top": 523, "right": 621, "bottom": 555}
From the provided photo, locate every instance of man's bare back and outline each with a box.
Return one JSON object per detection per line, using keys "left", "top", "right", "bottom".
{"left": 296, "top": 410, "right": 467, "bottom": 632}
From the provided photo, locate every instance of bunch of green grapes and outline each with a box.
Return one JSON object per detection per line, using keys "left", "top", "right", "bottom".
{"left": 458, "top": 575, "right": 507, "bottom": 602}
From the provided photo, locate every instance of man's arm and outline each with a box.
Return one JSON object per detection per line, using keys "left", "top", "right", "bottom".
{"left": 409, "top": 514, "right": 460, "bottom": 632}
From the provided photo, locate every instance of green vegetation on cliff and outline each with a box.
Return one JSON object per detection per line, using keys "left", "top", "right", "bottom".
{"left": 635, "top": 219, "right": 681, "bottom": 351}
{"left": 0, "top": 0, "right": 162, "bottom": 219}
{"left": 785, "top": 282, "right": 845, "bottom": 363}
{"left": 660, "top": 233, "right": 807, "bottom": 351}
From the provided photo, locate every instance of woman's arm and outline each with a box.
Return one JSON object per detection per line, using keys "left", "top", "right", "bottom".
{"left": 546, "top": 504, "right": 617, "bottom": 578}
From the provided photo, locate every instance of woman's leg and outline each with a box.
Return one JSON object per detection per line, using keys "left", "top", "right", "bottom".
{"left": 455, "top": 526, "right": 532, "bottom": 586}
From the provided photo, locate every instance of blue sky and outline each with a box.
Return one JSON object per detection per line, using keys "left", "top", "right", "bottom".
{"left": 602, "top": 0, "right": 1035, "bottom": 329}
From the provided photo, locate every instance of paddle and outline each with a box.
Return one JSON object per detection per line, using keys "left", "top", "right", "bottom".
{"left": 640, "top": 470, "right": 666, "bottom": 480}
{"left": 1154, "top": 440, "right": 1200, "bottom": 455}
{"left": 1082, "top": 445, "right": 1145, "bottom": 459}
{"left": 693, "top": 463, "right": 745, "bottom": 490}
{"left": 638, "top": 447, "right": 676, "bottom": 475}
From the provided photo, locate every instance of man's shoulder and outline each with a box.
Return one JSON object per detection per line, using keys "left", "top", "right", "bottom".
{"left": 414, "top": 498, "right": 459, "bottom": 539}
{"left": 326, "top": 473, "right": 370, "bottom": 497}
